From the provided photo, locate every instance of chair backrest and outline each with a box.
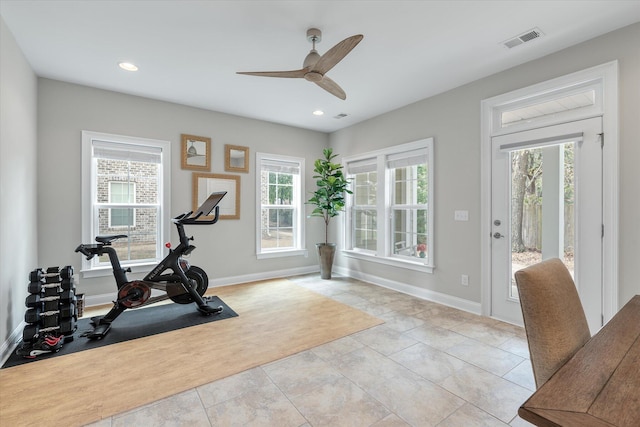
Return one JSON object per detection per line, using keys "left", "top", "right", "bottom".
{"left": 514, "top": 258, "right": 591, "bottom": 388}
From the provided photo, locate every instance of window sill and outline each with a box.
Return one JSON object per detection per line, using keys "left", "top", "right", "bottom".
{"left": 342, "top": 250, "right": 434, "bottom": 274}
{"left": 80, "top": 261, "right": 157, "bottom": 279}
{"left": 257, "top": 249, "right": 308, "bottom": 260}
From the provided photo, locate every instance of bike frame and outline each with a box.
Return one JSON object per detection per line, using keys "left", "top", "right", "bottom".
{"left": 77, "top": 208, "right": 219, "bottom": 301}
{"left": 74, "top": 192, "right": 227, "bottom": 339}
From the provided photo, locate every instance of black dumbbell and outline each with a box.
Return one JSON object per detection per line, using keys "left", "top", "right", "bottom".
{"left": 44, "top": 299, "right": 59, "bottom": 312}
{"left": 28, "top": 281, "right": 65, "bottom": 295}
{"left": 29, "top": 268, "right": 44, "bottom": 283}
{"left": 59, "top": 318, "right": 76, "bottom": 336}
{"left": 25, "top": 294, "right": 41, "bottom": 308}
{"left": 25, "top": 307, "right": 41, "bottom": 324}
{"left": 60, "top": 278, "right": 75, "bottom": 291}
{"left": 60, "top": 265, "right": 73, "bottom": 280}
{"left": 42, "top": 313, "right": 60, "bottom": 329}
{"left": 44, "top": 276, "right": 61, "bottom": 284}
{"left": 29, "top": 267, "right": 63, "bottom": 284}
{"left": 22, "top": 324, "right": 39, "bottom": 343}
{"left": 27, "top": 281, "right": 43, "bottom": 294}
{"left": 44, "top": 286, "right": 61, "bottom": 297}
{"left": 59, "top": 290, "right": 75, "bottom": 303}
{"left": 59, "top": 303, "right": 76, "bottom": 319}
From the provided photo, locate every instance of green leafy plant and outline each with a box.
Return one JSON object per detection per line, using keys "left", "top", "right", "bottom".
{"left": 308, "top": 148, "right": 352, "bottom": 244}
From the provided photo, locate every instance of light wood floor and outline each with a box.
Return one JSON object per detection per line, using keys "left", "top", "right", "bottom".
{"left": 0, "top": 278, "right": 382, "bottom": 427}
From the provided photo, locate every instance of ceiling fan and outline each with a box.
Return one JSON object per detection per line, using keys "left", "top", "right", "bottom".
{"left": 237, "top": 28, "right": 363, "bottom": 100}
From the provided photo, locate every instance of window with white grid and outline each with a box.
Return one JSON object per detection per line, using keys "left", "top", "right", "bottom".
{"left": 344, "top": 138, "right": 434, "bottom": 272}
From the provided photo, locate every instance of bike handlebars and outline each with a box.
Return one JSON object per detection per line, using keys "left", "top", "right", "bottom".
{"left": 76, "top": 193, "right": 223, "bottom": 261}
{"left": 173, "top": 205, "right": 220, "bottom": 225}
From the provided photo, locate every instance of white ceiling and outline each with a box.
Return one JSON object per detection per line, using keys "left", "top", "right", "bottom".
{"left": 2, "top": 1, "right": 639, "bottom": 133}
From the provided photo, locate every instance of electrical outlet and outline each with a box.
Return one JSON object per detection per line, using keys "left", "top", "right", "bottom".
{"left": 461, "top": 274, "right": 469, "bottom": 286}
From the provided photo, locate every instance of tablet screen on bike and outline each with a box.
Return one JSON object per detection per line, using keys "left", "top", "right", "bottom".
{"left": 192, "top": 191, "right": 227, "bottom": 218}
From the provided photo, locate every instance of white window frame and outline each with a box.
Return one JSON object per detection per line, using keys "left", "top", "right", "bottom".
{"left": 81, "top": 131, "right": 171, "bottom": 278}
{"left": 344, "top": 138, "right": 435, "bottom": 273}
{"left": 108, "top": 181, "right": 136, "bottom": 228}
{"left": 255, "top": 152, "right": 307, "bottom": 259}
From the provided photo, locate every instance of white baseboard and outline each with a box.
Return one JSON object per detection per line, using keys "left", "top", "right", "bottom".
{"left": 85, "top": 265, "right": 320, "bottom": 308}
{"left": 1, "top": 320, "right": 26, "bottom": 367}
{"left": 334, "top": 266, "right": 482, "bottom": 315}
{"left": 208, "top": 265, "right": 319, "bottom": 288}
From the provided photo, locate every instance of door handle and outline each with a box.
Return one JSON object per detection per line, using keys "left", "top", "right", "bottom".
{"left": 493, "top": 232, "right": 505, "bottom": 239}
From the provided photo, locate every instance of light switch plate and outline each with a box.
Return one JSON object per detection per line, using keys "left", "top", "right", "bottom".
{"left": 454, "top": 210, "right": 469, "bottom": 221}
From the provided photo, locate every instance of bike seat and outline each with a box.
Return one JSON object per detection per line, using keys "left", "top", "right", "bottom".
{"left": 95, "top": 235, "right": 128, "bottom": 244}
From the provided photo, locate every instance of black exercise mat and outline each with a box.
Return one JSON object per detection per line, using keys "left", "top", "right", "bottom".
{"left": 2, "top": 296, "right": 237, "bottom": 369}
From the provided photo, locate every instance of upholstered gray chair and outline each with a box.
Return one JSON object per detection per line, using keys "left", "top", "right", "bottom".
{"left": 514, "top": 258, "right": 591, "bottom": 388}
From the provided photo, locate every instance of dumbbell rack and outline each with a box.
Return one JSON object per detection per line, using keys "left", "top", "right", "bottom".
{"left": 17, "top": 266, "right": 78, "bottom": 358}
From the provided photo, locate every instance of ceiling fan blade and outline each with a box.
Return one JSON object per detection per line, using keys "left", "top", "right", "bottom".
{"left": 312, "top": 34, "right": 363, "bottom": 75}
{"left": 236, "top": 68, "right": 308, "bottom": 78}
{"left": 315, "top": 76, "right": 346, "bottom": 100}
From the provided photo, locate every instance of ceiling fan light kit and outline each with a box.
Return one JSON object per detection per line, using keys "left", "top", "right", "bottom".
{"left": 237, "top": 28, "right": 363, "bottom": 100}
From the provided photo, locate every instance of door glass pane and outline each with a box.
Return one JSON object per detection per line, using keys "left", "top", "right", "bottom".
{"left": 510, "top": 142, "right": 575, "bottom": 298}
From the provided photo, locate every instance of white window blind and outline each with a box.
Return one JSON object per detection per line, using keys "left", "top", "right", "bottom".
{"left": 92, "top": 140, "right": 162, "bottom": 164}
{"left": 261, "top": 159, "right": 301, "bottom": 175}
{"left": 386, "top": 148, "right": 428, "bottom": 169}
{"left": 346, "top": 157, "right": 377, "bottom": 174}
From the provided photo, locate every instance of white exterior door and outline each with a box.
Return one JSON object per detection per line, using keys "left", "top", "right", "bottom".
{"left": 490, "top": 117, "right": 603, "bottom": 333}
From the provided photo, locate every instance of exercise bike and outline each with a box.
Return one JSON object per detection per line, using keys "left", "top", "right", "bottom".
{"left": 75, "top": 191, "right": 227, "bottom": 340}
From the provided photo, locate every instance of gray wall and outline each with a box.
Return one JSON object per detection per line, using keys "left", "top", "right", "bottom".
{"left": 331, "top": 23, "right": 640, "bottom": 307}
{"left": 0, "top": 18, "right": 38, "bottom": 349}
{"left": 2, "top": 19, "right": 639, "bottom": 358}
{"left": 36, "top": 79, "right": 329, "bottom": 297}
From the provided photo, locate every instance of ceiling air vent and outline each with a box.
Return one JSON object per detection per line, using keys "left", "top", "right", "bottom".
{"left": 503, "top": 28, "right": 544, "bottom": 49}
{"left": 334, "top": 113, "right": 348, "bottom": 119}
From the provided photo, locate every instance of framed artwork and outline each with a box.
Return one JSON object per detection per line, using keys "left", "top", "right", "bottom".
{"left": 181, "top": 134, "right": 211, "bottom": 170}
{"left": 224, "top": 144, "right": 249, "bottom": 173}
{"left": 192, "top": 173, "right": 240, "bottom": 220}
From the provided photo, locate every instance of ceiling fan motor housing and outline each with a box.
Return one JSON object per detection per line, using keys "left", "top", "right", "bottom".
{"left": 306, "top": 28, "right": 322, "bottom": 43}
{"left": 303, "top": 50, "right": 320, "bottom": 68}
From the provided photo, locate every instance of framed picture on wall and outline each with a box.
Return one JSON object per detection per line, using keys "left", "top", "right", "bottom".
{"left": 181, "top": 134, "right": 211, "bottom": 171}
{"left": 224, "top": 144, "right": 249, "bottom": 173}
{"left": 192, "top": 172, "right": 240, "bottom": 219}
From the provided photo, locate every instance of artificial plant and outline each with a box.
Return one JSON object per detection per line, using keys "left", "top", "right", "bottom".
{"left": 307, "top": 148, "right": 352, "bottom": 244}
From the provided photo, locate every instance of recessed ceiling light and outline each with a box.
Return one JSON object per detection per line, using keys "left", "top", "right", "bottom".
{"left": 118, "top": 62, "right": 138, "bottom": 71}
{"left": 312, "top": 110, "right": 324, "bottom": 116}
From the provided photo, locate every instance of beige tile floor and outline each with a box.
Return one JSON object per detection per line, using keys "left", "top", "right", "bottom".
{"left": 84, "top": 275, "right": 535, "bottom": 426}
